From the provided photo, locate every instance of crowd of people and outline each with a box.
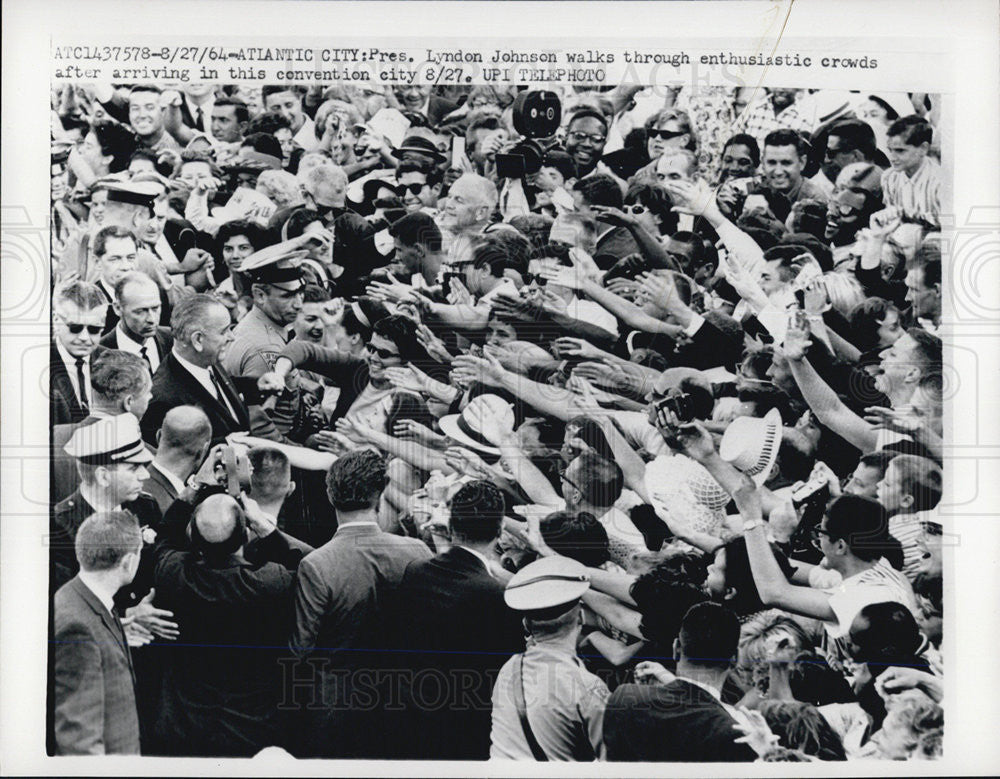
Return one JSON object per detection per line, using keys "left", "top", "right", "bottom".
{"left": 48, "top": 80, "right": 945, "bottom": 761}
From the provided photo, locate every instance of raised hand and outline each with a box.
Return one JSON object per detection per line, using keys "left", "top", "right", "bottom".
{"left": 415, "top": 324, "right": 454, "bottom": 364}
{"left": 589, "top": 204, "right": 636, "bottom": 228}
{"left": 663, "top": 178, "right": 717, "bottom": 218}
{"left": 553, "top": 336, "right": 605, "bottom": 360}
{"left": 781, "top": 318, "right": 812, "bottom": 361}
{"left": 675, "top": 421, "right": 716, "bottom": 461}
{"left": 124, "top": 589, "right": 179, "bottom": 641}
{"left": 863, "top": 405, "right": 922, "bottom": 435}
{"left": 451, "top": 352, "right": 506, "bottom": 387}
{"left": 634, "top": 661, "right": 676, "bottom": 686}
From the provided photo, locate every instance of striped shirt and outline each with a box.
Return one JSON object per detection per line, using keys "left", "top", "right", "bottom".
{"left": 889, "top": 513, "right": 925, "bottom": 582}
{"left": 880, "top": 156, "right": 942, "bottom": 227}
{"left": 733, "top": 96, "right": 815, "bottom": 153}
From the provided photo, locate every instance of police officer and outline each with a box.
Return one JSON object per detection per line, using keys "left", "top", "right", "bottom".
{"left": 489, "top": 557, "right": 611, "bottom": 761}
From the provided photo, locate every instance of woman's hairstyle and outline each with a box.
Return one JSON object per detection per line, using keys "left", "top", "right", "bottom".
{"left": 821, "top": 271, "right": 867, "bottom": 318}
{"left": 758, "top": 701, "right": 847, "bottom": 761}
{"left": 645, "top": 108, "right": 698, "bottom": 152}
{"left": 737, "top": 613, "right": 813, "bottom": 691}
{"left": 539, "top": 511, "right": 610, "bottom": 568}
{"left": 385, "top": 391, "right": 435, "bottom": 437}
{"left": 849, "top": 297, "right": 898, "bottom": 352}
{"left": 89, "top": 119, "right": 139, "bottom": 173}
{"left": 630, "top": 553, "right": 709, "bottom": 645}
{"left": 624, "top": 182, "right": 679, "bottom": 235}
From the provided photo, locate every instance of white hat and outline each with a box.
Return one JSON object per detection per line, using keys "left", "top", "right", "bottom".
{"left": 64, "top": 414, "right": 153, "bottom": 466}
{"left": 438, "top": 394, "right": 514, "bottom": 456}
{"left": 719, "top": 408, "right": 782, "bottom": 486}
{"left": 504, "top": 556, "right": 590, "bottom": 612}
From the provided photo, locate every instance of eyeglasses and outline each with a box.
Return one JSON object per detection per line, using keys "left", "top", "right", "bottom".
{"left": 368, "top": 345, "right": 401, "bottom": 360}
{"left": 648, "top": 128, "right": 688, "bottom": 141}
{"left": 63, "top": 323, "right": 104, "bottom": 335}
{"left": 810, "top": 526, "right": 836, "bottom": 549}
{"left": 523, "top": 273, "right": 548, "bottom": 287}
{"left": 567, "top": 131, "right": 606, "bottom": 146}
{"left": 398, "top": 182, "right": 428, "bottom": 196}
{"left": 623, "top": 204, "right": 648, "bottom": 216}
{"left": 560, "top": 471, "right": 585, "bottom": 496}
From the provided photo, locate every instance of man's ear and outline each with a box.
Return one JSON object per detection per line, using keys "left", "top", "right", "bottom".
{"left": 156, "top": 429, "right": 162, "bottom": 446}
{"left": 286, "top": 480, "right": 296, "bottom": 497}
{"left": 672, "top": 638, "right": 681, "bottom": 662}
{"left": 112, "top": 298, "right": 124, "bottom": 317}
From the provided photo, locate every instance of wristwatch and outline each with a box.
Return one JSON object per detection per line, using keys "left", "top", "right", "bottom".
{"left": 742, "top": 518, "right": 766, "bottom": 532}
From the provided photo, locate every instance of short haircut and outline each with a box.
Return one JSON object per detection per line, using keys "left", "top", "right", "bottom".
{"left": 677, "top": 377, "right": 716, "bottom": 420}
{"left": 216, "top": 219, "right": 268, "bottom": 251}
{"left": 389, "top": 211, "right": 443, "bottom": 253}
{"left": 113, "top": 270, "right": 158, "bottom": 304}
{"left": 849, "top": 297, "right": 898, "bottom": 353}
{"left": 261, "top": 85, "right": 302, "bottom": 103}
{"left": 827, "top": 118, "right": 877, "bottom": 159}
{"left": 470, "top": 240, "right": 511, "bottom": 279}
{"left": 301, "top": 283, "right": 331, "bottom": 304}
{"left": 506, "top": 213, "right": 555, "bottom": 255}
{"left": 465, "top": 110, "right": 502, "bottom": 146}
{"left": 325, "top": 450, "right": 386, "bottom": 512}
{"left": 213, "top": 95, "right": 250, "bottom": 124}
{"left": 448, "top": 480, "right": 504, "bottom": 543}
{"left": 722, "top": 133, "right": 761, "bottom": 168}
{"left": 481, "top": 230, "right": 531, "bottom": 277}
{"left": 302, "top": 162, "right": 348, "bottom": 193}
{"left": 762, "top": 244, "right": 809, "bottom": 282}
{"left": 127, "top": 147, "right": 159, "bottom": 169}
{"left": 54, "top": 280, "right": 106, "bottom": 312}
{"left": 824, "top": 495, "right": 902, "bottom": 565}
{"left": 539, "top": 511, "right": 610, "bottom": 568}
{"left": 566, "top": 107, "right": 609, "bottom": 132}
{"left": 241, "top": 132, "right": 283, "bottom": 160}
{"left": 158, "top": 405, "right": 212, "bottom": 457}
{"left": 248, "top": 446, "right": 292, "bottom": 502}
{"left": 572, "top": 173, "right": 623, "bottom": 210}
{"left": 540, "top": 149, "right": 577, "bottom": 181}
{"left": 170, "top": 293, "right": 226, "bottom": 343}
{"left": 850, "top": 601, "right": 923, "bottom": 661}
{"left": 129, "top": 84, "right": 161, "bottom": 99}
{"left": 92, "top": 225, "right": 137, "bottom": 259}
{"left": 75, "top": 510, "right": 142, "bottom": 572}
{"left": 568, "top": 452, "right": 623, "bottom": 508}
{"left": 858, "top": 449, "right": 897, "bottom": 476}
{"left": 456, "top": 173, "right": 499, "bottom": 210}
{"left": 657, "top": 147, "right": 698, "bottom": 179}
{"left": 905, "top": 327, "right": 943, "bottom": 377}
{"left": 246, "top": 112, "right": 291, "bottom": 135}
{"left": 90, "top": 350, "right": 150, "bottom": 404}
{"left": 763, "top": 128, "right": 810, "bottom": 157}
{"left": 888, "top": 454, "right": 943, "bottom": 512}
{"left": 886, "top": 115, "right": 933, "bottom": 147}
{"left": 677, "top": 601, "right": 741, "bottom": 668}
{"left": 911, "top": 242, "right": 942, "bottom": 288}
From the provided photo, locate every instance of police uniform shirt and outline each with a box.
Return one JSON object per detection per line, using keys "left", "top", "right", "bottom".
{"left": 223, "top": 306, "right": 292, "bottom": 379}
{"left": 489, "top": 637, "right": 610, "bottom": 761}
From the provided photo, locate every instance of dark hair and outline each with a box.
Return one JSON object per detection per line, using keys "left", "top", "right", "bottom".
{"left": 849, "top": 297, "right": 898, "bottom": 352}
{"left": 341, "top": 297, "right": 387, "bottom": 339}
{"left": 886, "top": 115, "right": 933, "bottom": 147}
{"left": 827, "top": 118, "right": 877, "bottom": 159}
{"left": 506, "top": 213, "right": 555, "bottom": 255}
{"left": 722, "top": 133, "right": 761, "bottom": 168}
{"left": 676, "top": 377, "right": 716, "bottom": 421}
{"left": 246, "top": 112, "right": 292, "bottom": 136}
{"left": 301, "top": 283, "right": 331, "bottom": 304}
{"left": 566, "top": 107, "right": 610, "bottom": 132}
{"left": 630, "top": 560, "right": 710, "bottom": 646}
{"left": 572, "top": 173, "right": 623, "bottom": 210}
{"left": 389, "top": 210, "right": 443, "bottom": 253}
{"left": 677, "top": 602, "right": 741, "bottom": 669}
{"left": 858, "top": 449, "right": 897, "bottom": 477}
{"left": 89, "top": 119, "right": 139, "bottom": 173}
{"left": 396, "top": 158, "right": 442, "bottom": 187}
{"left": 373, "top": 313, "right": 430, "bottom": 365}
{"left": 849, "top": 601, "right": 923, "bottom": 665}
{"left": 92, "top": 224, "right": 136, "bottom": 258}
{"left": 248, "top": 446, "right": 291, "bottom": 501}
{"left": 788, "top": 650, "right": 856, "bottom": 706}
{"left": 448, "top": 480, "right": 505, "bottom": 542}
{"left": 90, "top": 350, "right": 149, "bottom": 403}
{"left": 216, "top": 219, "right": 268, "bottom": 253}
{"left": 625, "top": 182, "right": 678, "bottom": 234}
{"left": 912, "top": 239, "right": 941, "bottom": 286}
{"left": 241, "top": 132, "right": 283, "bottom": 160}
{"left": 540, "top": 149, "right": 578, "bottom": 181}
{"left": 709, "top": 538, "right": 796, "bottom": 616}
{"left": 127, "top": 147, "right": 159, "bottom": 169}
{"left": 824, "top": 495, "right": 904, "bottom": 567}
{"left": 539, "top": 511, "right": 610, "bottom": 568}
{"left": 261, "top": 84, "right": 303, "bottom": 103}
{"left": 385, "top": 391, "right": 434, "bottom": 436}
{"left": 482, "top": 231, "right": 531, "bottom": 278}
{"left": 469, "top": 240, "right": 511, "bottom": 279}
{"left": 325, "top": 450, "right": 386, "bottom": 511}
{"left": 76, "top": 510, "right": 142, "bottom": 572}
{"left": 763, "top": 128, "right": 810, "bottom": 157}
{"left": 758, "top": 701, "right": 847, "bottom": 761}
{"left": 565, "top": 416, "right": 614, "bottom": 462}
{"left": 213, "top": 95, "right": 250, "bottom": 125}
{"left": 905, "top": 327, "right": 943, "bottom": 377}
{"left": 281, "top": 208, "right": 324, "bottom": 241}
{"left": 567, "top": 452, "right": 623, "bottom": 508}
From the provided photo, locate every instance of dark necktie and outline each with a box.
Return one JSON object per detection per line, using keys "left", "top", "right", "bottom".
{"left": 74, "top": 357, "right": 89, "bottom": 410}
{"left": 139, "top": 345, "right": 152, "bottom": 372}
{"left": 195, "top": 106, "right": 204, "bottom": 131}
{"left": 209, "top": 367, "right": 239, "bottom": 421}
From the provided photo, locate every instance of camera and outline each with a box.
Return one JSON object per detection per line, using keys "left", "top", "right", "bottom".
{"left": 791, "top": 474, "right": 830, "bottom": 507}
{"left": 495, "top": 90, "right": 562, "bottom": 179}
{"left": 221, "top": 446, "right": 252, "bottom": 497}
{"left": 653, "top": 392, "right": 696, "bottom": 447}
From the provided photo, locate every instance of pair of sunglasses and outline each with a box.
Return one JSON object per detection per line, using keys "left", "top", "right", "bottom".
{"left": 396, "top": 182, "right": 427, "bottom": 196}
{"left": 64, "top": 323, "right": 103, "bottom": 335}
{"left": 623, "top": 204, "right": 648, "bottom": 215}
{"left": 648, "top": 128, "right": 688, "bottom": 141}
{"left": 523, "top": 273, "right": 548, "bottom": 286}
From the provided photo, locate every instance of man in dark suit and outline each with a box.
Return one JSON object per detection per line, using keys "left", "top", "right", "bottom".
{"left": 141, "top": 405, "right": 212, "bottom": 514}
{"left": 52, "top": 511, "right": 145, "bottom": 754}
{"left": 51, "top": 281, "right": 109, "bottom": 425}
{"left": 99, "top": 271, "right": 173, "bottom": 374}
{"left": 90, "top": 225, "right": 142, "bottom": 333}
{"left": 602, "top": 602, "right": 760, "bottom": 762}
{"left": 141, "top": 293, "right": 282, "bottom": 445}
{"left": 382, "top": 480, "right": 524, "bottom": 760}
{"left": 150, "top": 491, "right": 313, "bottom": 756}
{"left": 288, "top": 451, "right": 431, "bottom": 758}
{"left": 51, "top": 350, "right": 153, "bottom": 503}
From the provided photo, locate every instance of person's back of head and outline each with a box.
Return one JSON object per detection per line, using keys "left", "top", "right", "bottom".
{"left": 89, "top": 350, "right": 150, "bottom": 413}
{"left": 157, "top": 405, "right": 212, "bottom": 462}
{"left": 849, "top": 600, "right": 923, "bottom": 667}
{"left": 889, "top": 453, "right": 943, "bottom": 513}
{"left": 248, "top": 446, "right": 293, "bottom": 507}
{"left": 191, "top": 494, "right": 247, "bottom": 559}
{"left": 389, "top": 210, "right": 443, "bottom": 253}
{"left": 758, "top": 700, "right": 847, "bottom": 761}
{"left": 573, "top": 173, "right": 624, "bottom": 210}
{"left": 676, "top": 601, "right": 741, "bottom": 670}
{"left": 539, "top": 511, "right": 610, "bottom": 568}
{"left": 448, "top": 480, "right": 504, "bottom": 545}
{"left": 825, "top": 494, "right": 903, "bottom": 568}
{"left": 325, "top": 449, "right": 386, "bottom": 514}
{"left": 75, "top": 510, "right": 142, "bottom": 576}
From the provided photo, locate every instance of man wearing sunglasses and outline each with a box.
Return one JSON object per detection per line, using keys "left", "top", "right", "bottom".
{"left": 395, "top": 159, "right": 442, "bottom": 215}
{"left": 52, "top": 281, "right": 111, "bottom": 425}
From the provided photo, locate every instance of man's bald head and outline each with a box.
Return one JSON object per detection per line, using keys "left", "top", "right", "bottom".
{"left": 194, "top": 493, "right": 243, "bottom": 543}
{"left": 158, "top": 405, "right": 212, "bottom": 458}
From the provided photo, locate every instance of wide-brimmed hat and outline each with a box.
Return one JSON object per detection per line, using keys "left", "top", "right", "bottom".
{"left": 391, "top": 134, "right": 447, "bottom": 164}
{"left": 719, "top": 408, "right": 782, "bottom": 485}
{"left": 438, "top": 394, "right": 514, "bottom": 455}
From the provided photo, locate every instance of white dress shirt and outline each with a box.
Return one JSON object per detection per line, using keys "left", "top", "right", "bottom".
{"left": 115, "top": 322, "right": 161, "bottom": 373}
{"left": 56, "top": 340, "right": 92, "bottom": 406}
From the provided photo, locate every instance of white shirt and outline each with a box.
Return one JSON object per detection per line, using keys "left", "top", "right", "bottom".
{"left": 115, "top": 322, "right": 160, "bottom": 373}
{"left": 172, "top": 348, "right": 239, "bottom": 421}
{"left": 56, "top": 339, "right": 92, "bottom": 406}
{"left": 456, "top": 545, "right": 494, "bottom": 577}
{"left": 185, "top": 95, "right": 214, "bottom": 133}
{"left": 150, "top": 461, "right": 186, "bottom": 495}
{"left": 293, "top": 116, "right": 319, "bottom": 152}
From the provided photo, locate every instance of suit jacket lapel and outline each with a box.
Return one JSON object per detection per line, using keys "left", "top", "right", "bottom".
{"left": 169, "top": 354, "right": 244, "bottom": 426}
{"left": 70, "top": 577, "right": 134, "bottom": 680}
{"left": 211, "top": 363, "right": 251, "bottom": 427}
{"left": 50, "top": 343, "right": 85, "bottom": 415}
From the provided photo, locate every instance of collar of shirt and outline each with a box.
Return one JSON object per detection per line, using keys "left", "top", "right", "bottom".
{"left": 246, "top": 305, "right": 293, "bottom": 342}
{"left": 679, "top": 675, "right": 723, "bottom": 702}
{"left": 455, "top": 545, "right": 494, "bottom": 576}
{"left": 56, "top": 340, "right": 91, "bottom": 396}
{"left": 336, "top": 520, "right": 380, "bottom": 533}
{"left": 77, "top": 570, "right": 117, "bottom": 616}
{"left": 293, "top": 116, "right": 318, "bottom": 151}
{"left": 186, "top": 96, "right": 214, "bottom": 124}
{"left": 116, "top": 322, "right": 157, "bottom": 359}
{"left": 152, "top": 461, "right": 187, "bottom": 495}
{"left": 172, "top": 347, "right": 218, "bottom": 397}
